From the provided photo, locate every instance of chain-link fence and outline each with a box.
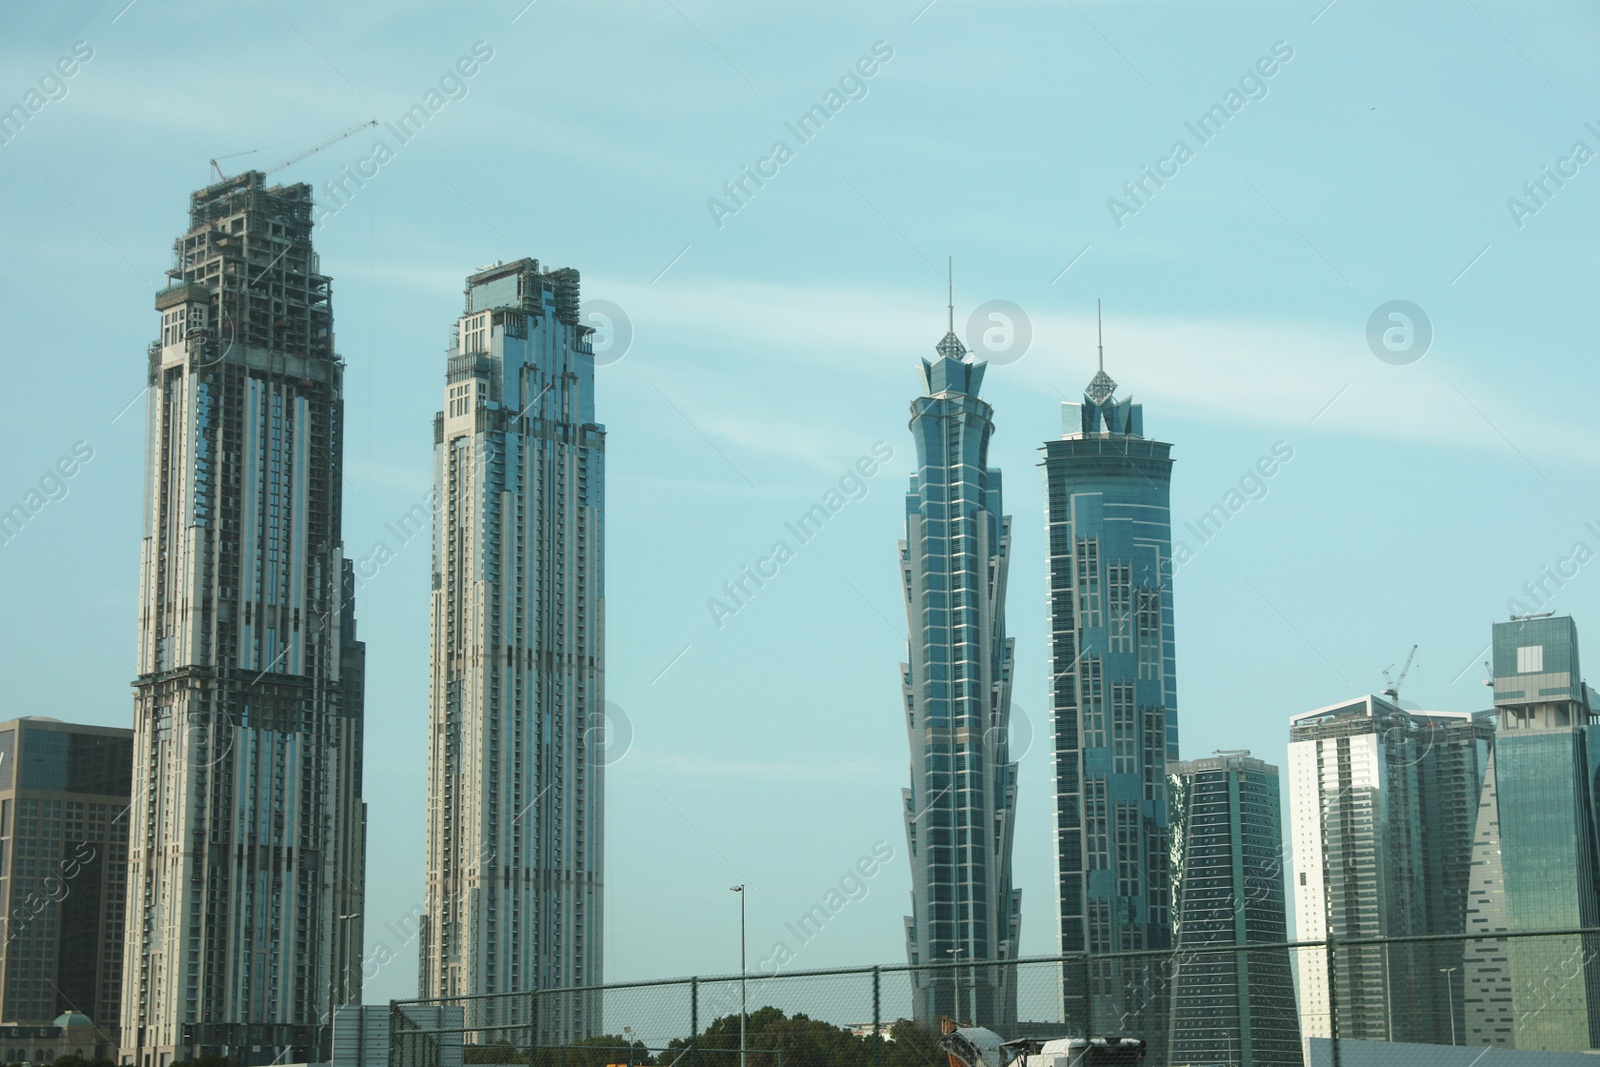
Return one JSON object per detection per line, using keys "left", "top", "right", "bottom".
{"left": 388, "top": 927, "right": 1600, "bottom": 1067}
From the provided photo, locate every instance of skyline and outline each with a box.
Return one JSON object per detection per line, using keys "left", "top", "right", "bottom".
{"left": 3, "top": 0, "right": 1599, "bottom": 1012}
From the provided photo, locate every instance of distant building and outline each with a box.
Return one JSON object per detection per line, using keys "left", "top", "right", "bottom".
{"left": 421, "top": 259, "right": 606, "bottom": 1041}
{"left": 0, "top": 1014, "right": 116, "bottom": 1064}
{"left": 1288, "top": 696, "right": 1492, "bottom": 1048}
{"left": 1042, "top": 346, "right": 1176, "bottom": 1058}
{"left": 1167, "top": 752, "right": 1300, "bottom": 1066}
{"left": 899, "top": 311, "right": 1020, "bottom": 1028}
{"left": 1463, "top": 615, "right": 1600, "bottom": 1052}
{"left": 0, "top": 718, "right": 131, "bottom": 1050}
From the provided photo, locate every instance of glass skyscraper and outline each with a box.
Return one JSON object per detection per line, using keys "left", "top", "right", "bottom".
{"left": 421, "top": 259, "right": 605, "bottom": 1041}
{"left": 0, "top": 719, "right": 132, "bottom": 1047}
{"left": 899, "top": 320, "right": 1019, "bottom": 1028}
{"left": 1463, "top": 615, "right": 1600, "bottom": 1053}
{"left": 1287, "top": 697, "right": 1492, "bottom": 1049}
{"left": 126, "top": 173, "right": 367, "bottom": 1066}
{"left": 1042, "top": 358, "right": 1175, "bottom": 1056}
{"left": 1167, "top": 752, "right": 1300, "bottom": 1067}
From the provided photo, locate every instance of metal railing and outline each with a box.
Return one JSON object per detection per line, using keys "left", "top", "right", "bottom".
{"left": 390, "top": 927, "right": 1600, "bottom": 1067}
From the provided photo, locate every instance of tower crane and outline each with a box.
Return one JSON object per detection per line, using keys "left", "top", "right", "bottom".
{"left": 1382, "top": 644, "right": 1418, "bottom": 706}
{"left": 209, "top": 119, "right": 377, "bottom": 182}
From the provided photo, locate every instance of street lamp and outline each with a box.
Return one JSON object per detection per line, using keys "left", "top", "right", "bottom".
{"left": 731, "top": 885, "right": 746, "bottom": 1067}
{"left": 946, "top": 949, "right": 965, "bottom": 1026}
{"left": 1440, "top": 967, "right": 1458, "bottom": 1045}
{"left": 325, "top": 912, "right": 360, "bottom": 1062}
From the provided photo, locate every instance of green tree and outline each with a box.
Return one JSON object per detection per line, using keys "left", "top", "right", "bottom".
{"left": 652, "top": 1008, "right": 943, "bottom": 1067}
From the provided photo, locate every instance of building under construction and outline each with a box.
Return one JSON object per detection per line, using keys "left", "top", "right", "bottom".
{"left": 123, "top": 171, "right": 366, "bottom": 1066}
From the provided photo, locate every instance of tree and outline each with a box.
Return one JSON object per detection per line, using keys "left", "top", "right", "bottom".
{"left": 651, "top": 1007, "right": 944, "bottom": 1067}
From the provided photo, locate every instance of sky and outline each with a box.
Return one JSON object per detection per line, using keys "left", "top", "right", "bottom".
{"left": 2, "top": 0, "right": 1599, "bottom": 1011}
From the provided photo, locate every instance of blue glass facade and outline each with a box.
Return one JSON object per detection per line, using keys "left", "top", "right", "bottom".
{"left": 1463, "top": 616, "right": 1600, "bottom": 1052}
{"left": 899, "top": 328, "right": 1019, "bottom": 1028}
{"left": 1042, "top": 371, "right": 1175, "bottom": 1053}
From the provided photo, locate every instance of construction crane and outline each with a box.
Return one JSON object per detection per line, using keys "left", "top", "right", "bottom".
{"left": 1382, "top": 644, "right": 1418, "bottom": 706}
{"left": 209, "top": 119, "right": 377, "bottom": 182}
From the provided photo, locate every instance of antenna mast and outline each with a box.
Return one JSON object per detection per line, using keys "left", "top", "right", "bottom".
{"left": 1097, "top": 298, "right": 1104, "bottom": 373}
{"left": 947, "top": 257, "right": 954, "bottom": 333}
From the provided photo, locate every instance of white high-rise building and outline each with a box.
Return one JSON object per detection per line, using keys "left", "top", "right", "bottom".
{"left": 1287, "top": 697, "right": 1491, "bottom": 1053}
{"left": 421, "top": 259, "right": 605, "bottom": 1038}
{"left": 125, "top": 172, "right": 367, "bottom": 1066}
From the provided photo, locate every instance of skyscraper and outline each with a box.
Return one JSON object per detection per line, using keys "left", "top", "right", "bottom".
{"left": 1287, "top": 697, "right": 1492, "bottom": 1049}
{"left": 0, "top": 718, "right": 132, "bottom": 1043}
{"left": 1041, "top": 346, "right": 1175, "bottom": 1055}
{"left": 1167, "top": 752, "right": 1300, "bottom": 1067}
{"left": 899, "top": 313, "right": 1019, "bottom": 1028}
{"left": 421, "top": 259, "right": 605, "bottom": 1038}
{"left": 1463, "top": 614, "right": 1600, "bottom": 1052}
{"left": 126, "top": 172, "right": 367, "bottom": 1065}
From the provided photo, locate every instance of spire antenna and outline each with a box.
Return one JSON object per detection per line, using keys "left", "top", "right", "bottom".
{"left": 1084, "top": 298, "right": 1118, "bottom": 404}
{"left": 947, "top": 257, "right": 954, "bottom": 334}
{"left": 933, "top": 256, "right": 967, "bottom": 360}
{"left": 1097, "top": 298, "right": 1104, "bottom": 373}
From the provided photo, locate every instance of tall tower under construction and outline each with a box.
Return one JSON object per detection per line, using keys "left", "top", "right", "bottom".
{"left": 420, "top": 259, "right": 606, "bottom": 1039}
{"left": 124, "top": 172, "right": 366, "bottom": 1066}
{"left": 899, "top": 311, "right": 1020, "bottom": 1028}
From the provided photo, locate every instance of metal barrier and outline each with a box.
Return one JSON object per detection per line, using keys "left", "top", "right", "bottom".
{"left": 389, "top": 928, "right": 1600, "bottom": 1067}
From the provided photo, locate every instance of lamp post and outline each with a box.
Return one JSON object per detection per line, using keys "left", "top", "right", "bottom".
{"left": 731, "top": 885, "right": 746, "bottom": 1067}
{"left": 324, "top": 911, "right": 360, "bottom": 1062}
{"left": 946, "top": 949, "right": 964, "bottom": 1026}
{"left": 1441, "top": 967, "right": 1458, "bottom": 1045}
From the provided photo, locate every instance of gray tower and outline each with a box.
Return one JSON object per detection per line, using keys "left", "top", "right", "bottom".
{"left": 0, "top": 718, "right": 132, "bottom": 1046}
{"left": 1168, "top": 752, "right": 1300, "bottom": 1066}
{"left": 899, "top": 314, "right": 1019, "bottom": 1029}
{"left": 125, "top": 172, "right": 367, "bottom": 1066}
{"left": 421, "top": 259, "right": 606, "bottom": 1041}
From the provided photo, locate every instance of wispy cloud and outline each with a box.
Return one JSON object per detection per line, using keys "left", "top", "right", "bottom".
{"left": 596, "top": 275, "right": 1600, "bottom": 469}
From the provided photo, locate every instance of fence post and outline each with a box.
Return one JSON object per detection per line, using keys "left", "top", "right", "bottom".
{"left": 530, "top": 987, "right": 540, "bottom": 1067}
{"left": 1326, "top": 936, "right": 1341, "bottom": 1067}
{"left": 872, "top": 966, "right": 882, "bottom": 1067}
{"left": 1083, "top": 954, "right": 1094, "bottom": 1037}
{"left": 690, "top": 976, "right": 699, "bottom": 1067}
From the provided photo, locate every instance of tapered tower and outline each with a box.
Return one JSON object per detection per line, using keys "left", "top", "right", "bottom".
{"left": 899, "top": 305, "right": 1020, "bottom": 1028}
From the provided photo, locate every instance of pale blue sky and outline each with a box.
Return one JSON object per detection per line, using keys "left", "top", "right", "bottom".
{"left": 2, "top": 0, "right": 1598, "bottom": 1008}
